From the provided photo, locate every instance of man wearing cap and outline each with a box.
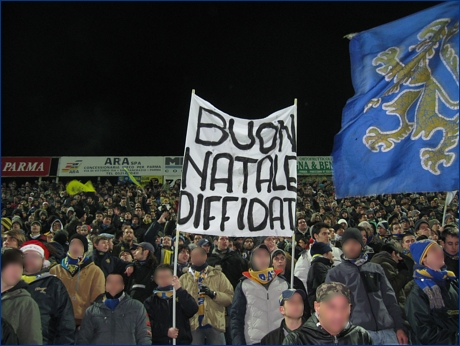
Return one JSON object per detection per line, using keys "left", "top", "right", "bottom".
{"left": 405, "top": 239, "right": 458, "bottom": 344}
{"left": 337, "top": 219, "right": 348, "bottom": 230}
{"left": 414, "top": 219, "right": 431, "bottom": 239}
{"left": 261, "top": 289, "right": 307, "bottom": 344}
{"left": 307, "top": 242, "right": 334, "bottom": 312}
{"left": 283, "top": 282, "right": 372, "bottom": 345}
{"left": 400, "top": 217, "right": 412, "bottom": 234}
{"left": 20, "top": 240, "right": 75, "bottom": 344}
{"left": 1, "top": 248, "right": 43, "bottom": 344}
{"left": 376, "top": 221, "right": 390, "bottom": 244}
{"left": 242, "top": 237, "right": 254, "bottom": 260}
{"left": 295, "top": 222, "right": 342, "bottom": 291}
{"left": 92, "top": 235, "right": 134, "bottom": 278}
{"left": 325, "top": 228, "right": 408, "bottom": 345}
{"left": 231, "top": 244, "right": 289, "bottom": 345}
{"left": 3, "top": 229, "right": 26, "bottom": 249}
{"left": 65, "top": 207, "right": 87, "bottom": 238}
{"left": 126, "top": 242, "right": 158, "bottom": 303}
{"left": 27, "top": 220, "right": 47, "bottom": 243}
{"left": 49, "top": 233, "right": 105, "bottom": 328}
{"left": 197, "top": 238, "right": 212, "bottom": 254}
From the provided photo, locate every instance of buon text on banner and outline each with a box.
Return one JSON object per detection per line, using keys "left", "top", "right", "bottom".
{"left": 177, "top": 94, "right": 297, "bottom": 237}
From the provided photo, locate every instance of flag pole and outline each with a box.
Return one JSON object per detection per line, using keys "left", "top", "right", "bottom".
{"left": 291, "top": 98, "right": 297, "bottom": 289}
{"left": 172, "top": 228, "right": 180, "bottom": 345}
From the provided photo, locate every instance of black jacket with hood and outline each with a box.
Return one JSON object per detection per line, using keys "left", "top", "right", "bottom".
{"left": 307, "top": 256, "right": 333, "bottom": 311}
{"left": 207, "top": 248, "right": 249, "bottom": 289}
{"left": 283, "top": 313, "right": 373, "bottom": 345}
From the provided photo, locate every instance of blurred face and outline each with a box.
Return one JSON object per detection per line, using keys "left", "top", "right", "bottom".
{"left": 423, "top": 243, "right": 445, "bottom": 271}
{"left": 124, "top": 228, "right": 134, "bottom": 242}
{"left": 342, "top": 239, "right": 362, "bottom": 259}
{"left": 281, "top": 293, "right": 304, "bottom": 319}
{"left": 263, "top": 237, "right": 276, "bottom": 252}
{"left": 3, "top": 235, "right": 19, "bottom": 249}
{"left": 298, "top": 219, "right": 307, "bottom": 231}
{"left": 402, "top": 235, "right": 416, "bottom": 251}
{"left": 95, "top": 239, "right": 109, "bottom": 252}
{"left": 23, "top": 250, "right": 44, "bottom": 274}
{"left": 272, "top": 253, "right": 286, "bottom": 272}
{"left": 314, "top": 227, "right": 330, "bottom": 243}
{"left": 217, "top": 236, "right": 229, "bottom": 251}
{"left": 391, "top": 223, "right": 402, "bottom": 234}
{"left": 106, "top": 274, "right": 125, "bottom": 297}
{"left": 69, "top": 238, "right": 85, "bottom": 258}
{"left": 163, "top": 236, "right": 172, "bottom": 247}
{"left": 2, "top": 262, "right": 23, "bottom": 289}
{"left": 252, "top": 249, "right": 271, "bottom": 271}
{"left": 417, "top": 223, "right": 431, "bottom": 237}
{"left": 314, "top": 295, "right": 351, "bottom": 336}
{"left": 178, "top": 249, "right": 190, "bottom": 263}
{"left": 155, "top": 268, "right": 173, "bottom": 288}
{"left": 443, "top": 235, "right": 459, "bottom": 256}
{"left": 190, "top": 248, "right": 207, "bottom": 267}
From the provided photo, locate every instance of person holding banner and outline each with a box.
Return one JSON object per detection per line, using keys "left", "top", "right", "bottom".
{"left": 230, "top": 244, "right": 289, "bottom": 345}
{"left": 180, "top": 247, "right": 234, "bottom": 345}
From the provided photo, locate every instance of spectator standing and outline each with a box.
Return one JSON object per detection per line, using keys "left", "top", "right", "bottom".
{"left": 307, "top": 242, "right": 334, "bottom": 312}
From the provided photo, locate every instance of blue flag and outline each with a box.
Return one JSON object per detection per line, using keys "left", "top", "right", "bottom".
{"left": 332, "top": 2, "right": 459, "bottom": 198}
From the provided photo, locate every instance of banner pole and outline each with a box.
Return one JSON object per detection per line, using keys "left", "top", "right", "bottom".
{"left": 172, "top": 228, "right": 180, "bottom": 345}
{"left": 442, "top": 193, "right": 449, "bottom": 227}
{"left": 291, "top": 98, "right": 298, "bottom": 289}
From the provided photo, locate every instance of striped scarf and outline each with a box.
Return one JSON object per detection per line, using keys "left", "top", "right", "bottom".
{"left": 343, "top": 252, "right": 369, "bottom": 267}
{"left": 413, "top": 264, "right": 456, "bottom": 309}
{"left": 189, "top": 266, "right": 209, "bottom": 328}
{"left": 62, "top": 252, "right": 88, "bottom": 276}
{"left": 153, "top": 285, "right": 174, "bottom": 300}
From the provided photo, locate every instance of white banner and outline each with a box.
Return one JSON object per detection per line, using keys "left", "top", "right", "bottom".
{"left": 58, "top": 157, "right": 164, "bottom": 177}
{"left": 177, "top": 94, "right": 297, "bottom": 237}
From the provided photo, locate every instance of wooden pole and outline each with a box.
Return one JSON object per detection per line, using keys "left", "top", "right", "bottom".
{"left": 291, "top": 98, "right": 298, "bottom": 289}
{"left": 172, "top": 228, "right": 180, "bottom": 345}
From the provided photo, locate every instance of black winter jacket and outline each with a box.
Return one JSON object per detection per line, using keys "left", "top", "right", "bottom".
{"left": 261, "top": 318, "right": 305, "bottom": 345}
{"left": 405, "top": 278, "right": 459, "bottom": 344}
{"left": 27, "top": 272, "right": 76, "bottom": 344}
{"left": 1, "top": 318, "right": 19, "bottom": 345}
{"left": 144, "top": 288, "right": 198, "bottom": 345}
{"left": 207, "top": 249, "right": 249, "bottom": 289}
{"left": 283, "top": 314, "right": 373, "bottom": 345}
{"left": 92, "top": 251, "right": 133, "bottom": 278}
{"left": 307, "top": 256, "right": 332, "bottom": 311}
{"left": 126, "top": 261, "right": 157, "bottom": 303}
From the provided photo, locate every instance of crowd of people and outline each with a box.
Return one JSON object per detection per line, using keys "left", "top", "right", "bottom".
{"left": 1, "top": 177, "right": 459, "bottom": 345}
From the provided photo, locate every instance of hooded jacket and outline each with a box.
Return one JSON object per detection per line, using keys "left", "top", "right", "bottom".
{"left": 180, "top": 265, "right": 234, "bottom": 333}
{"left": 49, "top": 259, "right": 105, "bottom": 325}
{"left": 207, "top": 247, "right": 249, "bottom": 289}
{"left": 78, "top": 293, "right": 151, "bottom": 345}
{"left": 325, "top": 256, "right": 406, "bottom": 333}
{"left": 1, "top": 280, "right": 43, "bottom": 344}
{"left": 49, "top": 219, "right": 67, "bottom": 236}
{"left": 25, "top": 272, "right": 75, "bottom": 344}
{"left": 307, "top": 256, "right": 333, "bottom": 311}
{"left": 144, "top": 287, "right": 198, "bottom": 345}
{"left": 282, "top": 313, "right": 373, "bottom": 345}
{"left": 126, "top": 260, "right": 158, "bottom": 303}
{"left": 405, "top": 277, "right": 458, "bottom": 344}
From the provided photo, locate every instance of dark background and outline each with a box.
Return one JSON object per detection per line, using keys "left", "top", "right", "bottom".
{"left": 2, "top": 1, "right": 440, "bottom": 157}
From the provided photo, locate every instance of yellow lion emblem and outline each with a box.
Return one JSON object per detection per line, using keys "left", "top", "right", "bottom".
{"left": 363, "top": 18, "right": 459, "bottom": 175}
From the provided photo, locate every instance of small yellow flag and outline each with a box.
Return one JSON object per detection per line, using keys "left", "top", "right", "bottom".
{"left": 66, "top": 180, "right": 96, "bottom": 195}
{"left": 124, "top": 168, "right": 142, "bottom": 187}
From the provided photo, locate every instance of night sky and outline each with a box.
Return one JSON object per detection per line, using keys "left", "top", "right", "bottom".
{"left": 2, "top": 1, "right": 440, "bottom": 157}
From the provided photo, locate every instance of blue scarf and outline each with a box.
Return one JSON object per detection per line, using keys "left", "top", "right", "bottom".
{"left": 153, "top": 285, "right": 174, "bottom": 300}
{"left": 61, "top": 253, "right": 89, "bottom": 276}
{"left": 104, "top": 292, "right": 124, "bottom": 311}
{"left": 413, "top": 264, "right": 456, "bottom": 309}
{"left": 344, "top": 252, "right": 369, "bottom": 267}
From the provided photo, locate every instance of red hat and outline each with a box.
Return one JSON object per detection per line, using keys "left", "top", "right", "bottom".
{"left": 20, "top": 240, "right": 50, "bottom": 260}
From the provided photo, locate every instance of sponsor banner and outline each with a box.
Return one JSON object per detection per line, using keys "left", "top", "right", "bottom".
{"left": 297, "top": 156, "right": 333, "bottom": 175}
{"left": 2, "top": 157, "right": 51, "bottom": 177}
{"left": 164, "top": 176, "right": 182, "bottom": 187}
{"left": 164, "top": 156, "right": 183, "bottom": 175}
{"left": 118, "top": 175, "right": 163, "bottom": 185}
{"left": 58, "top": 157, "right": 164, "bottom": 176}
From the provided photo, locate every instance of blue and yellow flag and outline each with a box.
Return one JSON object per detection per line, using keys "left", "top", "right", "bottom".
{"left": 66, "top": 180, "right": 96, "bottom": 195}
{"left": 332, "top": 2, "right": 459, "bottom": 198}
{"left": 123, "top": 168, "right": 142, "bottom": 187}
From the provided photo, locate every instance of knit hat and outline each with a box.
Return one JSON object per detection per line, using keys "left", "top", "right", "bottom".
{"left": 66, "top": 207, "right": 75, "bottom": 216}
{"left": 377, "top": 221, "right": 389, "bottom": 231}
{"left": 1, "top": 248, "right": 24, "bottom": 269}
{"left": 341, "top": 228, "right": 365, "bottom": 249}
{"left": 429, "top": 219, "right": 440, "bottom": 229}
{"left": 11, "top": 216, "right": 23, "bottom": 228}
{"left": 74, "top": 208, "right": 86, "bottom": 220}
{"left": 69, "top": 233, "right": 89, "bottom": 253}
{"left": 271, "top": 249, "right": 286, "bottom": 259}
{"left": 337, "top": 219, "right": 348, "bottom": 226}
{"left": 410, "top": 239, "right": 438, "bottom": 265}
{"left": 310, "top": 242, "right": 332, "bottom": 257}
{"left": 39, "top": 210, "right": 48, "bottom": 217}
{"left": 414, "top": 219, "right": 430, "bottom": 232}
{"left": 31, "top": 220, "right": 42, "bottom": 228}
{"left": 21, "top": 240, "right": 50, "bottom": 260}
{"left": 53, "top": 232, "right": 68, "bottom": 246}
{"left": 1, "top": 217, "right": 12, "bottom": 231}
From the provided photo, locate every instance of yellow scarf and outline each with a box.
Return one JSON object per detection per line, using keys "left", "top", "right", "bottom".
{"left": 244, "top": 268, "right": 279, "bottom": 285}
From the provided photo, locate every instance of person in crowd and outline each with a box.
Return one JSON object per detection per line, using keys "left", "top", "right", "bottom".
{"left": 112, "top": 226, "right": 136, "bottom": 257}
{"left": 197, "top": 238, "right": 212, "bottom": 254}
{"left": 295, "top": 222, "right": 342, "bottom": 290}
{"left": 144, "top": 264, "right": 198, "bottom": 345}
{"left": 307, "top": 242, "right": 334, "bottom": 312}
{"left": 401, "top": 233, "right": 416, "bottom": 256}
{"left": 231, "top": 244, "right": 289, "bottom": 345}
{"left": 241, "top": 237, "right": 255, "bottom": 260}
{"left": 27, "top": 220, "right": 47, "bottom": 243}
{"left": 295, "top": 218, "right": 310, "bottom": 242}
{"left": 207, "top": 235, "right": 248, "bottom": 289}
{"left": 78, "top": 272, "right": 151, "bottom": 345}
{"left": 357, "top": 227, "right": 375, "bottom": 259}
{"left": 439, "top": 227, "right": 459, "bottom": 276}
{"left": 92, "top": 235, "right": 134, "bottom": 278}
{"left": 414, "top": 219, "right": 431, "bottom": 239}
{"left": 93, "top": 215, "right": 116, "bottom": 235}
{"left": 272, "top": 248, "right": 307, "bottom": 292}
{"left": 1, "top": 248, "right": 43, "bottom": 344}
{"left": 3, "top": 229, "right": 26, "bottom": 249}
{"left": 325, "top": 228, "right": 408, "bottom": 345}
{"left": 20, "top": 240, "right": 75, "bottom": 344}
{"left": 180, "top": 247, "right": 234, "bottom": 345}
{"left": 405, "top": 239, "right": 458, "bottom": 344}
{"left": 49, "top": 233, "right": 105, "bottom": 327}
{"left": 389, "top": 222, "right": 405, "bottom": 252}
{"left": 65, "top": 208, "right": 87, "bottom": 238}
{"left": 261, "top": 289, "right": 307, "bottom": 344}
{"left": 283, "top": 282, "right": 373, "bottom": 345}
{"left": 175, "top": 244, "right": 192, "bottom": 277}
{"left": 159, "top": 235, "right": 175, "bottom": 264}
{"left": 122, "top": 242, "right": 157, "bottom": 303}
{"left": 370, "top": 243, "right": 412, "bottom": 314}
{"left": 76, "top": 224, "right": 94, "bottom": 256}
